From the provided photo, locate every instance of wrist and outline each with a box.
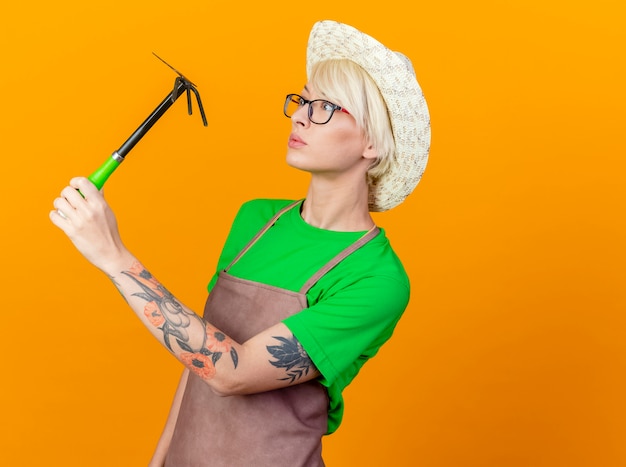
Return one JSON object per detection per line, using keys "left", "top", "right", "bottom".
{"left": 99, "top": 249, "right": 137, "bottom": 277}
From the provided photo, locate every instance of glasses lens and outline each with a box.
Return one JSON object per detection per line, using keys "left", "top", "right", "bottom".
{"left": 310, "top": 100, "right": 334, "bottom": 124}
{"left": 284, "top": 94, "right": 303, "bottom": 118}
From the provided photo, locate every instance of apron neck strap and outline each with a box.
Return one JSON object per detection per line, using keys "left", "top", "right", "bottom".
{"left": 299, "top": 226, "right": 380, "bottom": 295}
{"left": 224, "top": 200, "right": 302, "bottom": 272}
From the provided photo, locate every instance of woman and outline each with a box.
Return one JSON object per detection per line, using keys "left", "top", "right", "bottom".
{"left": 50, "top": 20, "right": 430, "bottom": 466}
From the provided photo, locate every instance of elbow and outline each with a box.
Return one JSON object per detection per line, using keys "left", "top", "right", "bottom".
{"left": 208, "top": 382, "right": 231, "bottom": 397}
{"left": 205, "top": 376, "right": 246, "bottom": 397}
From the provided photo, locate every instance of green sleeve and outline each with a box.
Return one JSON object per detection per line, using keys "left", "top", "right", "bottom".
{"left": 284, "top": 273, "right": 410, "bottom": 388}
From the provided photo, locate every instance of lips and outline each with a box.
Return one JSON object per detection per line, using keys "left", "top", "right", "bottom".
{"left": 288, "top": 134, "right": 306, "bottom": 148}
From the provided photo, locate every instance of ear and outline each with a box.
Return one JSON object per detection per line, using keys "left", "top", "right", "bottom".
{"left": 362, "top": 141, "right": 378, "bottom": 162}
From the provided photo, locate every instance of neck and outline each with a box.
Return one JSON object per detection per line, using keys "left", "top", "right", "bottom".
{"left": 300, "top": 176, "right": 375, "bottom": 231}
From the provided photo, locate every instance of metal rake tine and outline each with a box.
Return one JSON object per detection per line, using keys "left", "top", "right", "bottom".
{"left": 189, "top": 85, "right": 208, "bottom": 126}
{"left": 186, "top": 86, "right": 193, "bottom": 116}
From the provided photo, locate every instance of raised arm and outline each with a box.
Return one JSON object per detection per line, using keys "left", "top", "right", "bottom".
{"left": 50, "top": 177, "right": 320, "bottom": 396}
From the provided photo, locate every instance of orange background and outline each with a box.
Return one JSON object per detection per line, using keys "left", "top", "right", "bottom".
{"left": 1, "top": 1, "right": 625, "bottom": 466}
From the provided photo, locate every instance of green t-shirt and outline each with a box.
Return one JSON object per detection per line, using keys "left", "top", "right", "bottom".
{"left": 208, "top": 199, "right": 410, "bottom": 433}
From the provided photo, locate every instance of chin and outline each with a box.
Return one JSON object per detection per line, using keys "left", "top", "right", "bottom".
{"left": 285, "top": 150, "right": 311, "bottom": 172}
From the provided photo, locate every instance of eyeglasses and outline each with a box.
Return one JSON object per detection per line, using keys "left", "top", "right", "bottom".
{"left": 283, "top": 93, "right": 350, "bottom": 125}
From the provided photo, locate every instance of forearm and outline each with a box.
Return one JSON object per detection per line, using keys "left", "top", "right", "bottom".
{"left": 50, "top": 178, "right": 319, "bottom": 395}
{"left": 109, "top": 259, "right": 240, "bottom": 394}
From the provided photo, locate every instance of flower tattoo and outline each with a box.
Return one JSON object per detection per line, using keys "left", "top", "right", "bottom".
{"left": 180, "top": 352, "right": 217, "bottom": 380}
{"left": 122, "top": 262, "right": 238, "bottom": 380}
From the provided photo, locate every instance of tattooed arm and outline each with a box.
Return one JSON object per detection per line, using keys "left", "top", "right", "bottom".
{"left": 108, "top": 258, "right": 319, "bottom": 394}
{"left": 50, "top": 177, "right": 320, "bottom": 395}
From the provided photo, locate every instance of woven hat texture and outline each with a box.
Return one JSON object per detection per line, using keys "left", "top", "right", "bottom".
{"left": 306, "top": 20, "right": 431, "bottom": 211}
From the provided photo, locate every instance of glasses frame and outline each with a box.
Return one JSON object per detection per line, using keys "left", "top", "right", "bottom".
{"left": 283, "top": 93, "right": 350, "bottom": 125}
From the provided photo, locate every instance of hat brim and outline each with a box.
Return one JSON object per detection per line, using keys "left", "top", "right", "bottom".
{"left": 306, "top": 21, "right": 431, "bottom": 211}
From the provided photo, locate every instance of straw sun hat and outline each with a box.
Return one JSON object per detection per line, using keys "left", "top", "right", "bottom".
{"left": 306, "top": 20, "right": 431, "bottom": 212}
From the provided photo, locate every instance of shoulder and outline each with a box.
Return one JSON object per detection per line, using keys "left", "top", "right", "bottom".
{"left": 306, "top": 228, "right": 410, "bottom": 312}
{"left": 344, "top": 228, "right": 410, "bottom": 290}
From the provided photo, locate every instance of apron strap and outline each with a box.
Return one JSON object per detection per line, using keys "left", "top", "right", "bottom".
{"left": 224, "top": 200, "right": 302, "bottom": 272}
{"left": 299, "top": 226, "right": 380, "bottom": 295}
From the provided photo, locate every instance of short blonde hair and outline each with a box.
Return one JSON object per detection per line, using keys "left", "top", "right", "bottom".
{"left": 309, "top": 59, "right": 395, "bottom": 180}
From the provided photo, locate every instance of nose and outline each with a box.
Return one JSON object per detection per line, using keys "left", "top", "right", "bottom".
{"left": 291, "top": 103, "right": 311, "bottom": 127}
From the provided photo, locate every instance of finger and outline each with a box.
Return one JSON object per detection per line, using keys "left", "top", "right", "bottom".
{"left": 61, "top": 185, "right": 85, "bottom": 208}
{"left": 60, "top": 189, "right": 90, "bottom": 219}
{"left": 61, "top": 177, "right": 101, "bottom": 214}
{"left": 70, "top": 177, "right": 101, "bottom": 198}
{"left": 49, "top": 208, "right": 72, "bottom": 229}
{"left": 50, "top": 208, "right": 66, "bottom": 222}
{"left": 53, "top": 196, "right": 76, "bottom": 220}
